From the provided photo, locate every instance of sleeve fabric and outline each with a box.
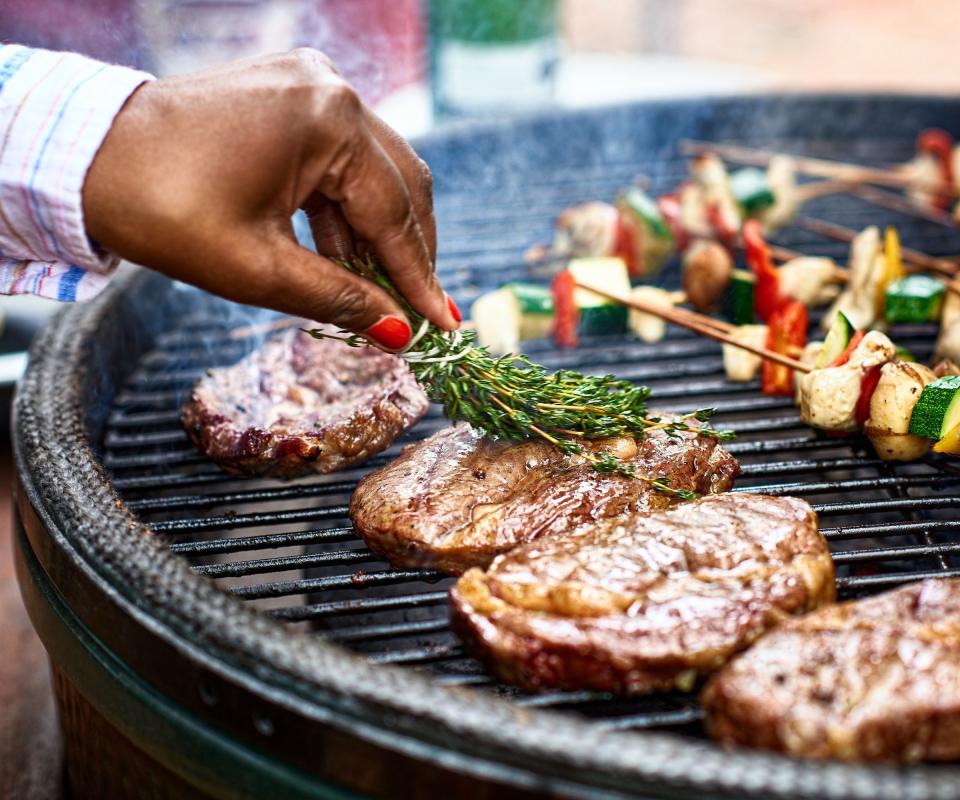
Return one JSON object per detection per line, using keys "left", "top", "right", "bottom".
{"left": 0, "top": 45, "right": 153, "bottom": 301}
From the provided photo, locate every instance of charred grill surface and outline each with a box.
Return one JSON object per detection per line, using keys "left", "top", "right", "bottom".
{"left": 181, "top": 328, "right": 428, "bottom": 478}
{"left": 702, "top": 578, "right": 960, "bottom": 762}
{"left": 95, "top": 99, "right": 960, "bottom": 775}
{"left": 349, "top": 422, "right": 739, "bottom": 574}
{"left": 450, "top": 494, "right": 833, "bottom": 695}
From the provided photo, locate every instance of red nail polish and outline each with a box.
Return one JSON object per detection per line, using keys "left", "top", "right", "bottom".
{"left": 446, "top": 293, "right": 462, "bottom": 323}
{"left": 366, "top": 316, "right": 412, "bottom": 350}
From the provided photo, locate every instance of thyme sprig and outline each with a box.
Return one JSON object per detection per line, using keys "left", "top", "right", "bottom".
{"left": 307, "top": 257, "right": 733, "bottom": 499}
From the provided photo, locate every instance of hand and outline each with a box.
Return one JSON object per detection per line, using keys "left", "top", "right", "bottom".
{"left": 82, "top": 49, "right": 460, "bottom": 349}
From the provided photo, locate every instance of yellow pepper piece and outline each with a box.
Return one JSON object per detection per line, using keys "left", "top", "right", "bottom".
{"left": 877, "top": 226, "right": 906, "bottom": 317}
{"left": 934, "top": 420, "right": 960, "bottom": 455}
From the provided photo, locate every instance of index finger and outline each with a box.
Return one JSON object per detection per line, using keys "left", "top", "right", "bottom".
{"left": 362, "top": 108, "right": 437, "bottom": 261}
{"left": 324, "top": 119, "right": 456, "bottom": 330}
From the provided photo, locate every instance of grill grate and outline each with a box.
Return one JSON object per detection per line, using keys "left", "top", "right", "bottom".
{"left": 101, "top": 138, "right": 960, "bottom": 731}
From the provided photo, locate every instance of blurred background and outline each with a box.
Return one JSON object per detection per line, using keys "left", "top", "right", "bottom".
{"left": 3, "top": 0, "right": 960, "bottom": 139}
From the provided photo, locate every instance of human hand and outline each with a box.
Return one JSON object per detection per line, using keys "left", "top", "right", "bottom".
{"left": 82, "top": 49, "right": 459, "bottom": 349}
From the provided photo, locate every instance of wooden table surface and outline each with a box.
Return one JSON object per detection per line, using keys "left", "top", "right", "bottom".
{"left": 0, "top": 444, "right": 65, "bottom": 800}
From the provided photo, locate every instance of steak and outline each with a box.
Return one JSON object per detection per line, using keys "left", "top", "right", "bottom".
{"left": 350, "top": 422, "right": 739, "bottom": 574}
{"left": 450, "top": 494, "right": 834, "bottom": 695}
{"left": 182, "top": 327, "right": 428, "bottom": 478}
{"left": 702, "top": 578, "right": 960, "bottom": 762}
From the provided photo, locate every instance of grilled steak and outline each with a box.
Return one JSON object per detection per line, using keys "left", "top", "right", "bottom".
{"left": 450, "top": 494, "right": 833, "bottom": 695}
{"left": 350, "top": 422, "right": 739, "bottom": 574}
{"left": 702, "top": 578, "right": 960, "bottom": 762}
{"left": 182, "top": 328, "right": 428, "bottom": 478}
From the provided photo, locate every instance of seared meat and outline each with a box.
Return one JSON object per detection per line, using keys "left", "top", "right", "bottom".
{"left": 450, "top": 494, "right": 833, "bottom": 695}
{"left": 350, "top": 422, "right": 739, "bottom": 574}
{"left": 702, "top": 578, "right": 960, "bottom": 762}
{"left": 182, "top": 328, "right": 428, "bottom": 478}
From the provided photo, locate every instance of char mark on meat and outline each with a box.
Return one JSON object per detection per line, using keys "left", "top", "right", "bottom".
{"left": 182, "top": 327, "right": 428, "bottom": 478}
{"left": 450, "top": 493, "right": 834, "bottom": 695}
{"left": 702, "top": 578, "right": 960, "bottom": 762}
{"left": 349, "top": 421, "right": 739, "bottom": 575}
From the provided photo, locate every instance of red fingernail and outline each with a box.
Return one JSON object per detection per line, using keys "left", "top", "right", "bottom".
{"left": 366, "top": 316, "right": 412, "bottom": 350}
{"left": 446, "top": 293, "right": 462, "bottom": 323}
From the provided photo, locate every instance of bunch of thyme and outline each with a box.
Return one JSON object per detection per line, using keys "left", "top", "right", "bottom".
{"left": 307, "top": 257, "right": 733, "bottom": 499}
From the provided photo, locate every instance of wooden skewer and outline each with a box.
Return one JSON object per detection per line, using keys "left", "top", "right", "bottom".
{"left": 847, "top": 184, "right": 957, "bottom": 228}
{"left": 574, "top": 280, "right": 811, "bottom": 373}
{"left": 679, "top": 138, "right": 959, "bottom": 199}
{"left": 796, "top": 216, "right": 960, "bottom": 283}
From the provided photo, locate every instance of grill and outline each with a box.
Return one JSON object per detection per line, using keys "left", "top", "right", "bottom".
{"left": 15, "top": 94, "right": 960, "bottom": 800}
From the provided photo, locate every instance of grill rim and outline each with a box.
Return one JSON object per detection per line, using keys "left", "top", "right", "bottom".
{"left": 19, "top": 94, "right": 960, "bottom": 799}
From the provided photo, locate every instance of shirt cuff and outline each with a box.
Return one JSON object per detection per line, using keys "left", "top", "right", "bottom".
{"left": 0, "top": 45, "right": 153, "bottom": 298}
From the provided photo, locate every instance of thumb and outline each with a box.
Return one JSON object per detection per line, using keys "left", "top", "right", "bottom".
{"left": 262, "top": 236, "right": 414, "bottom": 350}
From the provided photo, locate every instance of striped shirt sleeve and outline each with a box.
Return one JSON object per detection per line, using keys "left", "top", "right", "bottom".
{"left": 0, "top": 45, "right": 153, "bottom": 301}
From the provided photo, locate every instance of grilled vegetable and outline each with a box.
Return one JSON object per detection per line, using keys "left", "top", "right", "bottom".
{"left": 552, "top": 202, "right": 618, "bottom": 259}
{"left": 759, "top": 155, "right": 798, "bottom": 232}
{"left": 743, "top": 219, "right": 782, "bottom": 321}
{"left": 823, "top": 225, "right": 885, "bottom": 332}
{"left": 615, "top": 187, "right": 675, "bottom": 279}
{"left": 722, "top": 324, "right": 768, "bottom": 382}
{"left": 691, "top": 153, "right": 741, "bottom": 244}
{"left": 551, "top": 270, "right": 579, "bottom": 348}
{"left": 865, "top": 361, "right": 936, "bottom": 461}
{"left": 568, "top": 257, "right": 631, "bottom": 336}
{"left": 877, "top": 226, "right": 907, "bottom": 317}
{"left": 885, "top": 275, "right": 946, "bottom": 324}
{"left": 762, "top": 301, "right": 808, "bottom": 396}
{"left": 933, "top": 422, "right": 960, "bottom": 454}
{"left": 908, "top": 375, "right": 960, "bottom": 440}
{"left": 628, "top": 286, "right": 674, "bottom": 343}
{"left": 778, "top": 257, "right": 839, "bottom": 307}
{"left": 798, "top": 331, "right": 897, "bottom": 432}
{"left": 723, "top": 269, "right": 756, "bottom": 326}
{"left": 731, "top": 168, "right": 776, "bottom": 215}
{"left": 472, "top": 283, "right": 555, "bottom": 355}
{"left": 682, "top": 239, "right": 734, "bottom": 311}
{"left": 815, "top": 311, "right": 855, "bottom": 369}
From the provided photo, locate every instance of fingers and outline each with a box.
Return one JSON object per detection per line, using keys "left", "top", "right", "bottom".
{"left": 362, "top": 108, "right": 437, "bottom": 260}
{"left": 300, "top": 70, "right": 456, "bottom": 331}
{"left": 302, "top": 193, "right": 354, "bottom": 259}
{"left": 249, "top": 233, "right": 415, "bottom": 349}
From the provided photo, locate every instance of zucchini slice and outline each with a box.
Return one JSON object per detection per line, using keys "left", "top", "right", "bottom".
{"left": 814, "top": 311, "right": 854, "bottom": 369}
{"left": 722, "top": 269, "right": 756, "bottom": 326}
{"left": 503, "top": 283, "right": 554, "bottom": 340}
{"left": 567, "top": 257, "right": 631, "bottom": 336}
{"left": 885, "top": 275, "right": 946, "bottom": 324}
{"left": 909, "top": 375, "right": 960, "bottom": 439}
{"left": 731, "top": 168, "right": 776, "bottom": 215}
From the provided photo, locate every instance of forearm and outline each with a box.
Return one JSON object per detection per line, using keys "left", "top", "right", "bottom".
{"left": 0, "top": 45, "right": 152, "bottom": 300}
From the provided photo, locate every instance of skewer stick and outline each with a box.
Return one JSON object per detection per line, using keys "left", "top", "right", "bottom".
{"left": 679, "top": 139, "right": 958, "bottom": 199}
{"left": 574, "top": 280, "right": 811, "bottom": 373}
{"left": 848, "top": 184, "right": 957, "bottom": 228}
{"left": 797, "top": 216, "right": 960, "bottom": 281}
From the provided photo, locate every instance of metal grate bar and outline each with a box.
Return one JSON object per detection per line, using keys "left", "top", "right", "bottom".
{"left": 102, "top": 131, "right": 960, "bottom": 744}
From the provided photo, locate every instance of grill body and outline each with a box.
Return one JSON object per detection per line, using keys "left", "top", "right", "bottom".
{"left": 15, "top": 94, "right": 960, "bottom": 800}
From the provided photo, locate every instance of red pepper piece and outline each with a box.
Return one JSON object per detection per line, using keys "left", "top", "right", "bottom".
{"left": 855, "top": 364, "right": 883, "bottom": 426}
{"left": 829, "top": 330, "right": 866, "bottom": 368}
{"left": 613, "top": 214, "right": 638, "bottom": 276}
{"left": 551, "top": 270, "right": 579, "bottom": 349}
{"left": 706, "top": 200, "right": 737, "bottom": 248}
{"left": 742, "top": 219, "right": 782, "bottom": 321}
{"left": 656, "top": 192, "right": 690, "bottom": 253}
{"left": 917, "top": 128, "right": 955, "bottom": 210}
{"left": 761, "top": 300, "right": 808, "bottom": 396}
